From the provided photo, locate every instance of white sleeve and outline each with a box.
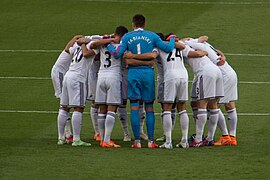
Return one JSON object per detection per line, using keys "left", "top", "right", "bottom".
{"left": 182, "top": 45, "right": 192, "bottom": 58}
{"left": 69, "top": 44, "right": 77, "bottom": 56}
{"left": 88, "top": 42, "right": 99, "bottom": 55}
{"left": 153, "top": 48, "right": 159, "bottom": 55}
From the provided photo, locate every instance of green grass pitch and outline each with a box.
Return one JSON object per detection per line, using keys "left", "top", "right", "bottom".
{"left": 0, "top": 0, "right": 270, "bottom": 179}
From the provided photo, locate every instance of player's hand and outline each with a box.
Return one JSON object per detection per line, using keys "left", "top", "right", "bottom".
{"left": 73, "top": 35, "right": 84, "bottom": 40}
{"left": 124, "top": 51, "right": 134, "bottom": 59}
{"left": 147, "top": 60, "right": 155, "bottom": 67}
{"left": 77, "top": 37, "right": 91, "bottom": 46}
{"left": 217, "top": 58, "right": 225, "bottom": 66}
{"left": 166, "top": 34, "right": 179, "bottom": 41}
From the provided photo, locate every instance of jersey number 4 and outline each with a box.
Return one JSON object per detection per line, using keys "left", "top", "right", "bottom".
{"left": 167, "top": 48, "right": 182, "bottom": 62}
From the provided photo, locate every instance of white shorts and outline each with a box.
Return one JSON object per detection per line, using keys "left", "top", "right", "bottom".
{"left": 191, "top": 63, "right": 224, "bottom": 101}
{"left": 121, "top": 73, "right": 128, "bottom": 100}
{"left": 95, "top": 77, "right": 121, "bottom": 105}
{"left": 51, "top": 67, "right": 66, "bottom": 99}
{"left": 60, "top": 76, "right": 87, "bottom": 107}
{"left": 87, "top": 72, "right": 98, "bottom": 101}
{"left": 164, "top": 78, "right": 188, "bottom": 103}
{"left": 157, "top": 77, "right": 164, "bottom": 103}
{"left": 219, "top": 70, "right": 238, "bottom": 104}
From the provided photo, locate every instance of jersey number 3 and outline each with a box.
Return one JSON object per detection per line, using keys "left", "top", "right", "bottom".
{"left": 104, "top": 51, "right": 112, "bottom": 68}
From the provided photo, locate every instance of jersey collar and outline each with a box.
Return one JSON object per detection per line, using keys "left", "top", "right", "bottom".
{"left": 134, "top": 28, "right": 144, "bottom": 31}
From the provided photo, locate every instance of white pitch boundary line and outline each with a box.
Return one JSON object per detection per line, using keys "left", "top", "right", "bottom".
{"left": 83, "top": 0, "right": 270, "bottom": 5}
{"left": 0, "top": 110, "right": 269, "bottom": 116}
{"left": 0, "top": 49, "right": 270, "bottom": 57}
{"left": 0, "top": 76, "right": 270, "bottom": 84}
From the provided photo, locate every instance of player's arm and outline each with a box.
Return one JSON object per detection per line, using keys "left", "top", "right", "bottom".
{"left": 124, "top": 51, "right": 158, "bottom": 60}
{"left": 155, "top": 35, "right": 175, "bottom": 53}
{"left": 125, "top": 58, "right": 155, "bottom": 67}
{"left": 187, "top": 50, "right": 208, "bottom": 58}
{"left": 175, "top": 42, "right": 186, "bottom": 50}
{"left": 64, "top": 35, "right": 83, "bottom": 54}
{"left": 216, "top": 49, "right": 226, "bottom": 61}
{"left": 197, "top": 36, "right": 208, "bottom": 43}
{"left": 81, "top": 43, "right": 96, "bottom": 58}
{"left": 107, "top": 35, "right": 128, "bottom": 58}
{"left": 90, "top": 38, "right": 115, "bottom": 49}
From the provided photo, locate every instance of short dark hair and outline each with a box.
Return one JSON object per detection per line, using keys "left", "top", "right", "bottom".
{"left": 156, "top": 33, "right": 165, "bottom": 41}
{"left": 164, "top": 33, "right": 174, "bottom": 41}
{"left": 132, "top": 14, "right": 145, "bottom": 27}
{"left": 115, "top": 26, "right": 128, "bottom": 37}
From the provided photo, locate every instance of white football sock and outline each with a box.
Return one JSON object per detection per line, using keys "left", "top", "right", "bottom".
{"left": 58, "top": 109, "right": 68, "bottom": 140}
{"left": 163, "top": 111, "right": 172, "bottom": 144}
{"left": 118, "top": 105, "right": 129, "bottom": 135}
{"left": 179, "top": 110, "right": 189, "bottom": 141}
{"left": 90, "top": 107, "right": 99, "bottom": 134}
{"left": 64, "top": 112, "right": 72, "bottom": 138}
{"left": 104, "top": 111, "right": 116, "bottom": 144}
{"left": 227, "top": 108, "right": 238, "bottom": 136}
{"left": 98, "top": 113, "right": 106, "bottom": 141}
{"left": 195, "top": 109, "right": 207, "bottom": 142}
{"left": 72, "top": 111, "right": 82, "bottom": 142}
{"left": 217, "top": 109, "right": 229, "bottom": 135}
{"left": 207, "top": 109, "right": 219, "bottom": 141}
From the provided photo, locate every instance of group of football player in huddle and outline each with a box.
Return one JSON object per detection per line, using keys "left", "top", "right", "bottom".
{"left": 52, "top": 14, "right": 238, "bottom": 149}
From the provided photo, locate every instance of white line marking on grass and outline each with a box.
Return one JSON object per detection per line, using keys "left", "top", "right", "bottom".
{"left": 0, "top": 50, "right": 60, "bottom": 53}
{"left": 0, "top": 49, "right": 270, "bottom": 57}
{"left": 0, "top": 110, "right": 269, "bottom": 116}
{"left": 83, "top": 0, "right": 270, "bottom": 5}
{"left": 1, "top": 76, "right": 270, "bottom": 84}
{"left": 225, "top": 53, "right": 270, "bottom": 57}
{"left": 0, "top": 76, "right": 51, "bottom": 80}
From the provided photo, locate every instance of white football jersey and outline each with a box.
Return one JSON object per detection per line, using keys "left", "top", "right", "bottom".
{"left": 97, "top": 43, "right": 122, "bottom": 80}
{"left": 66, "top": 42, "right": 98, "bottom": 81}
{"left": 53, "top": 50, "right": 72, "bottom": 72}
{"left": 183, "top": 45, "right": 213, "bottom": 75}
{"left": 185, "top": 39, "right": 221, "bottom": 65}
{"left": 155, "top": 48, "right": 188, "bottom": 82}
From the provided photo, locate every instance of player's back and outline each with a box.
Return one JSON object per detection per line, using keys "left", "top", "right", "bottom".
{"left": 123, "top": 29, "right": 158, "bottom": 55}
{"left": 98, "top": 43, "right": 122, "bottom": 80}
{"left": 66, "top": 43, "right": 96, "bottom": 81}
{"left": 157, "top": 48, "right": 188, "bottom": 82}
{"left": 183, "top": 45, "right": 212, "bottom": 75}
{"left": 53, "top": 50, "right": 72, "bottom": 72}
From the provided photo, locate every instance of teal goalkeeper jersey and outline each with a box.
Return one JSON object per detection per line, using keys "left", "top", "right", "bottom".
{"left": 107, "top": 28, "right": 175, "bottom": 60}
